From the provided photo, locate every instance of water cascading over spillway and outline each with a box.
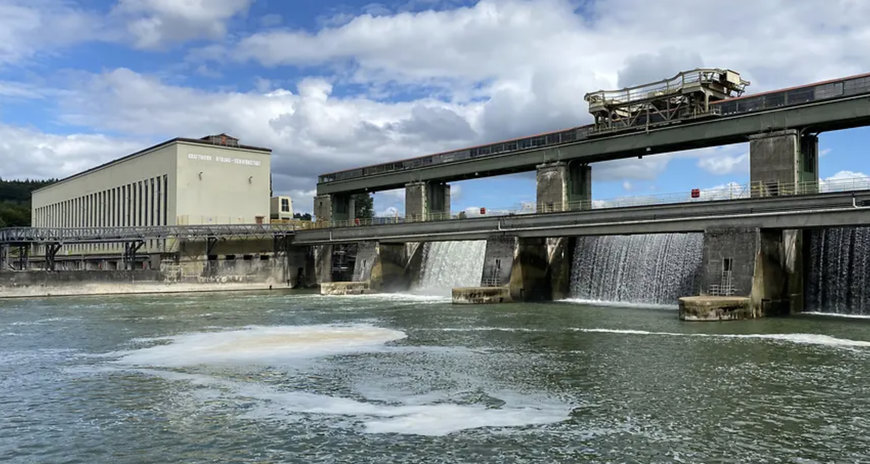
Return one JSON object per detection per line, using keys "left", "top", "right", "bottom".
{"left": 413, "top": 241, "right": 486, "bottom": 295}
{"left": 569, "top": 234, "right": 704, "bottom": 306}
{"left": 806, "top": 227, "right": 870, "bottom": 315}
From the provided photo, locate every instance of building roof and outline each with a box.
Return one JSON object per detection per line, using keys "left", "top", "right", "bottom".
{"left": 34, "top": 135, "right": 271, "bottom": 193}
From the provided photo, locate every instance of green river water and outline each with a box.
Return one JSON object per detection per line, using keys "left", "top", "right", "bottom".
{"left": 1, "top": 291, "right": 869, "bottom": 463}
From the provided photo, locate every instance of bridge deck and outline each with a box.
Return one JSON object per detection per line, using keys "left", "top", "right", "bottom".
{"left": 293, "top": 191, "right": 870, "bottom": 244}
{"left": 317, "top": 72, "right": 870, "bottom": 195}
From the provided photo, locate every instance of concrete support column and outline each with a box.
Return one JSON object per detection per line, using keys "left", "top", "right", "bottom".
{"left": 749, "top": 129, "right": 819, "bottom": 197}
{"left": 315, "top": 193, "right": 356, "bottom": 224}
{"left": 285, "top": 244, "right": 315, "bottom": 288}
{"left": 508, "top": 237, "right": 551, "bottom": 301}
{"left": 405, "top": 181, "right": 450, "bottom": 222}
{"left": 314, "top": 244, "right": 333, "bottom": 284}
{"left": 314, "top": 194, "right": 332, "bottom": 223}
{"left": 481, "top": 237, "right": 516, "bottom": 287}
{"left": 370, "top": 242, "right": 409, "bottom": 291}
{"left": 0, "top": 244, "right": 9, "bottom": 271}
{"left": 536, "top": 161, "right": 591, "bottom": 212}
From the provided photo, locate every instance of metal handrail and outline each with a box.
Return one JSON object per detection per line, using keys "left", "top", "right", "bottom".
{"left": 314, "top": 176, "right": 870, "bottom": 229}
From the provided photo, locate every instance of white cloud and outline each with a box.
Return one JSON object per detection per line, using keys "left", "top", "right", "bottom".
{"left": 0, "top": 0, "right": 107, "bottom": 66}
{"left": 6, "top": 0, "right": 870, "bottom": 209}
{"left": 0, "top": 124, "right": 144, "bottom": 180}
{"left": 820, "top": 170, "right": 870, "bottom": 193}
{"left": 50, "top": 68, "right": 481, "bottom": 199}
{"left": 697, "top": 152, "right": 749, "bottom": 176}
{"left": 113, "top": 0, "right": 253, "bottom": 50}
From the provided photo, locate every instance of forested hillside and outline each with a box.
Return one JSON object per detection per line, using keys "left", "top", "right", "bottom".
{"left": 0, "top": 178, "right": 56, "bottom": 227}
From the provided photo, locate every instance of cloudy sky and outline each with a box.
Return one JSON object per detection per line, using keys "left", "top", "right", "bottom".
{"left": 2, "top": 0, "right": 870, "bottom": 215}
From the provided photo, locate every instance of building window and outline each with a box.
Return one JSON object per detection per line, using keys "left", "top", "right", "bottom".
{"left": 281, "top": 198, "right": 290, "bottom": 212}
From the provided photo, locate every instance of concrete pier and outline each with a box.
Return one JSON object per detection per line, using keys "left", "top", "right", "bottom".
{"left": 679, "top": 296, "right": 752, "bottom": 321}
{"left": 405, "top": 181, "right": 450, "bottom": 222}
{"left": 452, "top": 286, "right": 512, "bottom": 304}
{"left": 692, "top": 227, "right": 799, "bottom": 319}
{"left": 749, "top": 129, "right": 818, "bottom": 196}
{"left": 314, "top": 193, "right": 356, "bottom": 223}
{"left": 536, "top": 160, "right": 591, "bottom": 212}
{"left": 320, "top": 281, "right": 373, "bottom": 295}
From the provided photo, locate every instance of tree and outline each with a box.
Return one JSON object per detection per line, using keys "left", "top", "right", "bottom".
{"left": 352, "top": 193, "right": 373, "bottom": 219}
{"left": 0, "top": 178, "right": 55, "bottom": 227}
{"left": 293, "top": 212, "right": 313, "bottom": 221}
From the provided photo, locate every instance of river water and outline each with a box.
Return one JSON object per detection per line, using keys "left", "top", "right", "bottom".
{"left": 1, "top": 291, "right": 869, "bottom": 463}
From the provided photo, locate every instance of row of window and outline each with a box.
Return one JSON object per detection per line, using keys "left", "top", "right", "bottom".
{"left": 34, "top": 175, "right": 169, "bottom": 229}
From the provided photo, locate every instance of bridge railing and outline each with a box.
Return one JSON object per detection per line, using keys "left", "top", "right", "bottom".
{"left": 313, "top": 176, "right": 870, "bottom": 229}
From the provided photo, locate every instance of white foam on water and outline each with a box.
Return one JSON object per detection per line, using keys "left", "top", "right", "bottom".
{"left": 111, "top": 324, "right": 407, "bottom": 367}
{"left": 574, "top": 328, "right": 870, "bottom": 348}
{"left": 801, "top": 312, "right": 870, "bottom": 320}
{"left": 559, "top": 298, "right": 678, "bottom": 310}
{"left": 133, "top": 368, "right": 570, "bottom": 436}
{"left": 323, "top": 293, "right": 450, "bottom": 303}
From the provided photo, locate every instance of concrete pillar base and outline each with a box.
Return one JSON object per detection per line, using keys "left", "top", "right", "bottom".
{"left": 452, "top": 286, "right": 512, "bottom": 304}
{"left": 692, "top": 227, "right": 800, "bottom": 318}
{"left": 320, "top": 281, "right": 374, "bottom": 295}
{"left": 679, "top": 296, "right": 752, "bottom": 321}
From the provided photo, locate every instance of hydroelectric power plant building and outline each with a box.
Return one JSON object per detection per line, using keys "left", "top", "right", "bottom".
{"left": 32, "top": 134, "right": 271, "bottom": 231}
{"left": 21, "top": 134, "right": 280, "bottom": 276}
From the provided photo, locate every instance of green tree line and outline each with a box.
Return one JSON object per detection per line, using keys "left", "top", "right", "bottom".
{"left": 0, "top": 178, "right": 56, "bottom": 227}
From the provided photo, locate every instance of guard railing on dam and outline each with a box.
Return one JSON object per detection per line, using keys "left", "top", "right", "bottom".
{"left": 318, "top": 176, "right": 870, "bottom": 229}
{"left": 3, "top": 177, "right": 870, "bottom": 246}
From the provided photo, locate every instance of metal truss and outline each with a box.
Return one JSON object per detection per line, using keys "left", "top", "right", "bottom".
{"left": 0, "top": 224, "right": 297, "bottom": 245}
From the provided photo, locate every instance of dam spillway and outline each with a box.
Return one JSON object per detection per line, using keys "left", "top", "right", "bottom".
{"left": 413, "top": 241, "right": 486, "bottom": 295}
{"left": 806, "top": 227, "right": 870, "bottom": 316}
{"left": 568, "top": 234, "right": 704, "bottom": 306}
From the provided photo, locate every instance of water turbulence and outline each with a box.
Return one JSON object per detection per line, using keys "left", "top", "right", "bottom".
{"left": 806, "top": 227, "right": 870, "bottom": 315}
{"left": 413, "top": 240, "right": 486, "bottom": 295}
{"left": 569, "top": 233, "right": 703, "bottom": 305}
{"left": 111, "top": 324, "right": 569, "bottom": 436}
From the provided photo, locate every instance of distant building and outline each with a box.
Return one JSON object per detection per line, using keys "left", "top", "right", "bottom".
{"left": 32, "top": 134, "right": 272, "bottom": 230}
{"left": 270, "top": 196, "right": 293, "bottom": 221}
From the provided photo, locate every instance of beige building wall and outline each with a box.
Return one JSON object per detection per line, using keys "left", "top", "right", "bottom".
{"left": 174, "top": 141, "right": 270, "bottom": 225}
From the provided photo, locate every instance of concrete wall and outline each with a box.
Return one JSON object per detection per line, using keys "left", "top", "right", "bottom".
{"left": 174, "top": 141, "right": 271, "bottom": 225}
{"left": 700, "top": 228, "right": 758, "bottom": 297}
